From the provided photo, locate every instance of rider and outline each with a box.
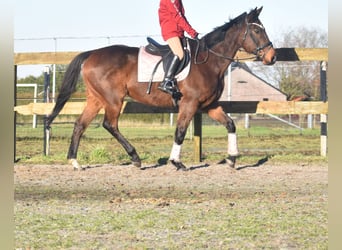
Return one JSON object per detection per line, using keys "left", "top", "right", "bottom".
{"left": 158, "top": 0, "right": 199, "bottom": 96}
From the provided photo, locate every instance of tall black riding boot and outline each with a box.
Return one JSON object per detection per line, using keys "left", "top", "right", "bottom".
{"left": 158, "top": 55, "right": 181, "bottom": 95}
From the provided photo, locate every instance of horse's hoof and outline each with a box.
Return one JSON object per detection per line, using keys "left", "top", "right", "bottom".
{"left": 132, "top": 161, "right": 142, "bottom": 169}
{"left": 69, "top": 159, "right": 81, "bottom": 171}
{"left": 226, "top": 155, "right": 237, "bottom": 169}
{"left": 170, "top": 160, "right": 187, "bottom": 171}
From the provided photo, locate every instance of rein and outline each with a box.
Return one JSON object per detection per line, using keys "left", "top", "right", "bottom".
{"left": 194, "top": 19, "right": 273, "bottom": 64}
{"left": 208, "top": 48, "right": 257, "bottom": 61}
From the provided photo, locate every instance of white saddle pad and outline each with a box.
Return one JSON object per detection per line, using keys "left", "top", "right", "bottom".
{"left": 137, "top": 46, "right": 191, "bottom": 83}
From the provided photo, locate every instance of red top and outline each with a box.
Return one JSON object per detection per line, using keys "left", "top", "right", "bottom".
{"left": 158, "top": 0, "right": 198, "bottom": 41}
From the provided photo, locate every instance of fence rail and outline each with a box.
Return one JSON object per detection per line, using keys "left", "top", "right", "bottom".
{"left": 14, "top": 48, "right": 328, "bottom": 65}
{"left": 14, "top": 101, "right": 328, "bottom": 116}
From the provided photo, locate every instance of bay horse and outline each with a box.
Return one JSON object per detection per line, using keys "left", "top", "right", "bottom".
{"left": 46, "top": 7, "right": 276, "bottom": 170}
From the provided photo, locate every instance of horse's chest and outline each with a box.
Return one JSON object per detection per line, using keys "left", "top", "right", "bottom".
{"left": 200, "top": 80, "right": 224, "bottom": 105}
{"left": 209, "top": 80, "right": 224, "bottom": 98}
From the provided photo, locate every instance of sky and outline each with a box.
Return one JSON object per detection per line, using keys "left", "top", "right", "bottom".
{"left": 14, "top": 0, "right": 328, "bottom": 78}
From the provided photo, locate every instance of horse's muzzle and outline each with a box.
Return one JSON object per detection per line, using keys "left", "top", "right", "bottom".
{"left": 262, "top": 46, "right": 277, "bottom": 65}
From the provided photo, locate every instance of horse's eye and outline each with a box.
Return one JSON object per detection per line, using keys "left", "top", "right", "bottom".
{"left": 254, "top": 28, "right": 260, "bottom": 34}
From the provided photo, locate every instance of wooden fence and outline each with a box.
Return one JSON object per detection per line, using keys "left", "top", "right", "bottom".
{"left": 14, "top": 101, "right": 328, "bottom": 116}
{"left": 14, "top": 48, "right": 328, "bottom": 160}
{"left": 14, "top": 48, "right": 328, "bottom": 65}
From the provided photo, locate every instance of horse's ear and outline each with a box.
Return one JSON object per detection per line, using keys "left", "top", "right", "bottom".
{"left": 248, "top": 7, "right": 263, "bottom": 22}
{"left": 256, "top": 6, "right": 263, "bottom": 15}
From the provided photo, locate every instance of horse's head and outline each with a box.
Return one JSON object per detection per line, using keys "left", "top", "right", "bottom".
{"left": 240, "top": 7, "right": 277, "bottom": 65}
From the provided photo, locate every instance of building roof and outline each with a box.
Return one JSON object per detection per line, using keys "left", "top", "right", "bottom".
{"left": 219, "top": 62, "right": 287, "bottom": 101}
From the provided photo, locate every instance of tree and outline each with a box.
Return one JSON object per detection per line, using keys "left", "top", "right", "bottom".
{"left": 16, "top": 64, "right": 86, "bottom": 103}
{"left": 249, "top": 26, "right": 328, "bottom": 100}
{"left": 16, "top": 74, "right": 45, "bottom": 102}
{"left": 52, "top": 64, "right": 86, "bottom": 94}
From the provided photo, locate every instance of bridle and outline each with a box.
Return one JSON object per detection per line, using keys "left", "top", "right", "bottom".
{"left": 243, "top": 22, "right": 273, "bottom": 58}
{"left": 194, "top": 18, "right": 273, "bottom": 64}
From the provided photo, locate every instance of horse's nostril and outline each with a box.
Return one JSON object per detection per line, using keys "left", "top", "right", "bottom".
{"left": 267, "top": 56, "right": 277, "bottom": 65}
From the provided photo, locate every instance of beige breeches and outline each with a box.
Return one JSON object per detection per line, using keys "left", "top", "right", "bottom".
{"left": 166, "top": 37, "right": 184, "bottom": 60}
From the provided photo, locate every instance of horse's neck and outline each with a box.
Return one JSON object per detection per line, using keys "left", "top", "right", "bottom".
{"left": 224, "top": 27, "right": 245, "bottom": 59}
{"left": 211, "top": 31, "right": 242, "bottom": 74}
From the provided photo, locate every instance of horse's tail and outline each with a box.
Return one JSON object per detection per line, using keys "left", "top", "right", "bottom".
{"left": 46, "top": 51, "right": 92, "bottom": 128}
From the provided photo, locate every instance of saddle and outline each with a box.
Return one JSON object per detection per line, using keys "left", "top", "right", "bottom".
{"left": 145, "top": 37, "right": 190, "bottom": 77}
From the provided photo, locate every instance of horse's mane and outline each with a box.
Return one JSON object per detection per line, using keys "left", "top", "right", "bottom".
{"left": 202, "top": 11, "right": 247, "bottom": 49}
{"left": 201, "top": 7, "right": 263, "bottom": 49}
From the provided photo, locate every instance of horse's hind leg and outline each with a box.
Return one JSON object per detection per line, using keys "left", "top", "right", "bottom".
{"left": 102, "top": 107, "right": 141, "bottom": 168}
{"left": 67, "top": 98, "right": 102, "bottom": 170}
{"left": 208, "top": 106, "right": 239, "bottom": 168}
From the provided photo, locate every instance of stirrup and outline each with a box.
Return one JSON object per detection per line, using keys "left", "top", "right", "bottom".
{"left": 158, "top": 79, "right": 176, "bottom": 95}
{"left": 158, "top": 78, "right": 182, "bottom": 106}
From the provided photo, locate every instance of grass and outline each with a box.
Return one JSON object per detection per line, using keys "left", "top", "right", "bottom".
{"left": 15, "top": 176, "right": 327, "bottom": 249}
{"left": 14, "top": 122, "right": 328, "bottom": 249}
{"left": 15, "top": 124, "right": 327, "bottom": 166}
{"left": 15, "top": 201, "right": 325, "bottom": 249}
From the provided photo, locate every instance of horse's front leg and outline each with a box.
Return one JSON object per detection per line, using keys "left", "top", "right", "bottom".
{"left": 207, "top": 106, "right": 239, "bottom": 168}
{"left": 169, "top": 107, "right": 197, "bottom": 171}
{"left": 169, "top": 126, "right": 188, "bottom": 170}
